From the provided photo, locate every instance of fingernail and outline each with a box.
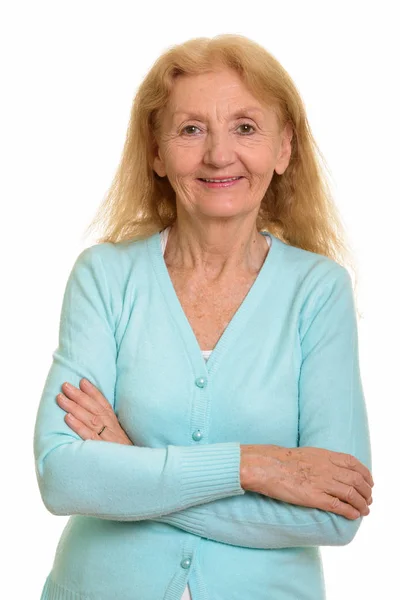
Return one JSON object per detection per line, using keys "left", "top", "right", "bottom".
{"left": 81, "top": 378, "right": 90, "bottom": 386}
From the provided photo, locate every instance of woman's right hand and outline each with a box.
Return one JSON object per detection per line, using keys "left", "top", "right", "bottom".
{"left": 240, "top": 445, "right": 374, "bottom": 520}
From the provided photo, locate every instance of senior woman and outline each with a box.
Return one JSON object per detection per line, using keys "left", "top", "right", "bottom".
{"left": 34, "top": 34, "right": 374, "bottom": 600}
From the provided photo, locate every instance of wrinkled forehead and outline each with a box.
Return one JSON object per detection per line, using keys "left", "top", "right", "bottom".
{"left": 171, "top": 104, "right": 266, "bottom": 122}
{"left": 154, "top": 70, "right": 282, "bottom": 132}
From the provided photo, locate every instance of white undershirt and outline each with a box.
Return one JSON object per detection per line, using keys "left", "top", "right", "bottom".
{"left": 160, "top": 225, "right": 271, "bottom": 600}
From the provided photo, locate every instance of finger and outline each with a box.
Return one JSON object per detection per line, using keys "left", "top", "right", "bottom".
{"left": 66, "top": 410, "right": 115, "bottom": 442}
{"left": 64, "top": 413, "right": 102, "bottom": 441}
{"left": 79, "top": 378, "right": 112, "bottom": 410}
{"left": 333, "top": 468, "right": 373, "bottom": 503}
{"left": 57, "top": 393, "right": 106, "bottom": 433}
{"left": 62, "top": 382, "right": 112, "bottom": 418}
{"left": 325, "top": 478, "right": 370, "bottom": 516}
{"left": 329, "top": 452, "right": 374, "bottom": 487}
{"left": 319, "top": 492, "right": 362, "bottom": 520}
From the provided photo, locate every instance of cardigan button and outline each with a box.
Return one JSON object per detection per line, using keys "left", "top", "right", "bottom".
{"left": 192, "top": 430, "right": 203, "bottom": 442}
{"left": 195, "top": 377, "right": 207, "bottom": 388}
{"left": 180, "top": 558, "right": 192, "bottom": 569}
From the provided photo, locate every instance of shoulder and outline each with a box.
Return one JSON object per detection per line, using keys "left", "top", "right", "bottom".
{"left": 276, "top": 235, "right": 350, "bottom": 289}
{"left": 76, "top": 237, "right": 148, "bottom": 280}
{"left": 79, "top": 237, "right": 145, "bottom": 264}
{"left": 275, "top": 238, "right": 353, "bottom": 331}
{"left": 68, "top": 238, "right": 150, "bottom": 331}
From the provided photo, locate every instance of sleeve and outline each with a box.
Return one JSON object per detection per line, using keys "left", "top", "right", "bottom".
{"left": 33, "top": 245, "right": 245, "bottom": 520}
{"left": 149, "top": 266, "right": 373, "bottom": 548}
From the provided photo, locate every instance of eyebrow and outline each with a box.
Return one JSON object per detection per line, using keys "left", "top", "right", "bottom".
{"left": 172, "top": 106, "right": 265, "bottom": 120}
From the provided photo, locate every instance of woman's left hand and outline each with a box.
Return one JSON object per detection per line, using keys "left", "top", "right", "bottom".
{"left": 56, "top": 378, "right": 134, "bottom": 445}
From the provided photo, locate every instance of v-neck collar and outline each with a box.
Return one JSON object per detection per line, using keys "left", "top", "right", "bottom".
{"left": 147, "top": 228, "right": 285, "bottom": 378}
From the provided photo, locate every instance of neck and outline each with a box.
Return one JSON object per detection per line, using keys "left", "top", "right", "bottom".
{"left": 164, "top": 221, "right": 269, "bottom": 281}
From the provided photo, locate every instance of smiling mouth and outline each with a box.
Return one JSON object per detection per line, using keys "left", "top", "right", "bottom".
{"left": 196, "top": 177, "right": 244, "bottom": 189}
{"left": 198, "top": 177, "right": 243, "bottom": 182}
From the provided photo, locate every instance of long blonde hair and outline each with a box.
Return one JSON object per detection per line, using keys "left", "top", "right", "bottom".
{"left": 83, "top": 34, "right": 361, "bottom": 315}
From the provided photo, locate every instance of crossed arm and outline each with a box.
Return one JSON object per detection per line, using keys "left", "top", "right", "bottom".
{"left": 34, "top": 245, "right": 373, "bottom": 549}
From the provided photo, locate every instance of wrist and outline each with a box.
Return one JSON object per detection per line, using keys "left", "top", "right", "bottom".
{"left": 239, "top": 445, "right": 259, "bottom": 491}
{"left": 239, "top": 461, "right": 252, "bottom": 491}
{"left": 239, "top": 444, "right": 282, "bottom": 492}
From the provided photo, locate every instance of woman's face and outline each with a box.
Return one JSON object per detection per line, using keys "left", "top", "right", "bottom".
{"left": 153, "top": 67, "right": 292, "bottom": 222}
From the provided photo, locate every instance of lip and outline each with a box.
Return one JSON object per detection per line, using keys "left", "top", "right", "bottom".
{"left": 197, "top": 177, "right": 243, "bottom": 189}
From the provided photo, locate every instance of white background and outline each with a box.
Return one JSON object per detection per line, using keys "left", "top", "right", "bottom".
{"left": 1, "top": 1, "right": 398, "bottom": 598}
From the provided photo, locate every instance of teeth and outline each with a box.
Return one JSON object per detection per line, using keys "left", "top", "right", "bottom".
{"left": 202, "top": 177, "right": 240, "bottom": 182}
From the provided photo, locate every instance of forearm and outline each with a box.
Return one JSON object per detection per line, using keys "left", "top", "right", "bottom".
{"left": 152, "top": 444, "right": 364, "bottom": 548}
{"left": 35, "top": 431, "right": 245, "bottom": 520}
{"left": 34, "top": 246, "right": 247, "bottom": 520}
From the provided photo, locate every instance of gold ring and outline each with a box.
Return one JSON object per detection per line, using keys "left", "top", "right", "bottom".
{"left": 98, "top": 425, "right": 106, "bottom": 436}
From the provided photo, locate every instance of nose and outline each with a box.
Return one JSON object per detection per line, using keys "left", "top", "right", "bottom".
{"left": 203, "top": 131, "right": 236, "bottom": 169}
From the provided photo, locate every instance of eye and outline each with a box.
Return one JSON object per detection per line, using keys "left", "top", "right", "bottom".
{"left": 237, "top": 123, "right": 256, "bottom": 135}
{"left": 182, "top": 125, "right": 201, "bottom": 135}
{"left": 181, "top": 123, "right": 256, "bottom": 136}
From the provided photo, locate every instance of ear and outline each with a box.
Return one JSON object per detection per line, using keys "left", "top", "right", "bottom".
{"left": 153, "top": 150, "right": 167, "bottom": 177}
{"left": 152, "top": 143, "right": 167, "bottom": 178}
{"left": 274, "top": 122, "right": 293, "bottom": 176}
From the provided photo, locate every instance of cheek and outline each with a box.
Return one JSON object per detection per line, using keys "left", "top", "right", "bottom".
{"left": 237, "top": 140, "right": 275, "bottom": 170}
{"left": 248, "top": 144, "right": 274, "bottom": 166}
{"left": 167, "top": 147, "right": 200, "bottom": 177}
{"left": 250, "top": 155, "right": 276, "bottom": 182}
{"left": 168, "top": 173, "right": 195, "bottom": 201}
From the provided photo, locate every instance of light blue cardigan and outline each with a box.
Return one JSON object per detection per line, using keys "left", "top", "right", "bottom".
{"left": 34, "top": 229, "right": 372, "bottom": 600}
